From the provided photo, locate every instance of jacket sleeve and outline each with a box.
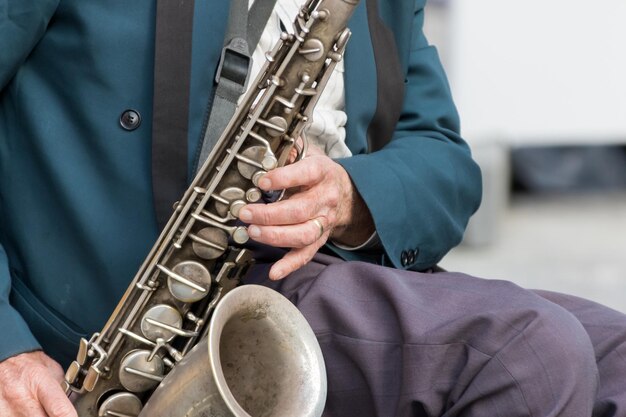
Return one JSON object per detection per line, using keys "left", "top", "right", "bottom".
{"left": 0, "top": 247, "right": 40, "bottom": 361}
{"left": 334, "top": 3, "right": 482, "bottom": 271}
{"left": 0, "top": 0, "right": 58, "bottom": 360}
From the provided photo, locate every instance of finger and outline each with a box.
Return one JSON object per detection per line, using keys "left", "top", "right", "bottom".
{"left": 37, "top": 378, "right": 78, "bottom": 417}
{"left": 0, "top": 394, "right": 48, "bottom": 417}
{"left": 248, "top": 218, "right": 327, "bottom": 248}
{"left": 41, "top": 358, "right": 65, "bottom": 384}
{"left": 17, "top": 403, "right": 47, "bottom": 417}
{"left": 258, "top": 156, "right": 328, "bottom": 191}
{"left": 269, "top": 233, "right": 329, "bottom": 280}
{"left": 239, "top": 194, "right": 318, "bottom": 226}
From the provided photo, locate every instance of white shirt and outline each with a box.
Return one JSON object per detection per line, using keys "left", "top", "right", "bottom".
{"left": 248, "top": 0, "right": 352, "bottom": 159}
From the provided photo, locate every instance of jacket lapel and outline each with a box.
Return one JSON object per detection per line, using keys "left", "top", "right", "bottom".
{"left": 344, "top": 0, "right": 378, "bottom": 155}
{"left": 345, "top": 0, "right": 405, "bottom": 154}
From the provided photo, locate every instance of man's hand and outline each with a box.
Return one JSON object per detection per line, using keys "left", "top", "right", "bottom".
{"left": 0, "top": 351, "right": 77, "bottom": 417}
{"left": 239, "top": 145, "right": 375, "bottom": 280}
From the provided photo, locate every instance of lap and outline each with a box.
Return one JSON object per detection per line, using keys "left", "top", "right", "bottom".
{"left": 244, "top": 253, "right": 602, "bottom": 416}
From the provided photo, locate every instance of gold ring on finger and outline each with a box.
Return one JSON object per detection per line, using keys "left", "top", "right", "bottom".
{"left": 311, "top": 218, "right": 324, "bottom": 239}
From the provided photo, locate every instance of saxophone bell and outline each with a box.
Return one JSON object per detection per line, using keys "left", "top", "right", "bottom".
{"left": 136, "top": 285, "right": 326, "bottom": 417}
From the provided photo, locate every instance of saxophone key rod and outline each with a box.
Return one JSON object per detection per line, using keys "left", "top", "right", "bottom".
{"left": 155, "top": 263, "right": 209, "bottom": 293}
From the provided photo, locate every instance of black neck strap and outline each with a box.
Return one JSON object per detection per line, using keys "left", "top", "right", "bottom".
{"left": 151, "top": 0, "right": 195, "bottom": 231}
{"left": 151, "top": 0, "right": 278, "bottom": 230}
{"left": 193, "top": 0, "right": 278, "bottom": 174}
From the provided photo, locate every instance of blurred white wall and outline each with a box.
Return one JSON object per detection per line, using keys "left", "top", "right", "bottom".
{"left": 423, "top": 1, "right": 626, "bottom": 312}
{"left": 426, "top": 0, "right": 626, "bottom": 146}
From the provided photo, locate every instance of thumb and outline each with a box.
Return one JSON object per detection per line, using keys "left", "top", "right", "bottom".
{"left": 303, "top": 139, "right": 325, "bottom": 157}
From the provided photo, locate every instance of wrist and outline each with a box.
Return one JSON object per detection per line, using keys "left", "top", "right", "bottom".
{"left": 331, "top": 178, "right": 375, "bottom": 246}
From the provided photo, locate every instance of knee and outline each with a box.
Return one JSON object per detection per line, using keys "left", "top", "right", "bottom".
{"left": 528, "top": 298, "right": 596, "bottom": 368}
{"left": 501, "top": 296, "right": 599, "bottom": 406}
{"left": 456, "top": 286, "right": 600, "bottom": 416}
{"left": 486, "top": 281, "right": 597, "bottom": 373}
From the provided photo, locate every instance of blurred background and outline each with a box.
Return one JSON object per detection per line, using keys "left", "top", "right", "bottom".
{"left": 423, "top": 0, "right": 626, "bottom": 312}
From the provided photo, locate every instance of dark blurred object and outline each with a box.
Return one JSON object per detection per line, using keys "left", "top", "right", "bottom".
{"left": 512, "top": 145, "right": 626, "bottom": 193}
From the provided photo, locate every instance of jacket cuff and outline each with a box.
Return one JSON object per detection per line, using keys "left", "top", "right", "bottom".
{"left": 0, "top": 303, "right": 41, "bottom": 362}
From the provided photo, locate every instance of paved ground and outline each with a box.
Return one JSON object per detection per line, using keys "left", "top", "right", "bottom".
{"left": 440, "top": 192, "right": 626, "bottom": 313}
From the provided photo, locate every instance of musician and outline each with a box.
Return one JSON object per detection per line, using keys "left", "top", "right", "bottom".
{"left": 0, "top": 0, "right": 624, "bottom": 416}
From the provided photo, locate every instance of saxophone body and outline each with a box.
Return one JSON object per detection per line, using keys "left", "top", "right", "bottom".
{"left": 64, "top": 0, "right": 359, "bottom": 416}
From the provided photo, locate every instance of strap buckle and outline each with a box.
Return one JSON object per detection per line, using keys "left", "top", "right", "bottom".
{"left": 215, "top": 37, "right": 252, "bottom": 93}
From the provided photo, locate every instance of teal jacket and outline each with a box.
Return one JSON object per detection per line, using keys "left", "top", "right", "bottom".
{"left": 0, "top": 0, "right": 481, "bottom": 364}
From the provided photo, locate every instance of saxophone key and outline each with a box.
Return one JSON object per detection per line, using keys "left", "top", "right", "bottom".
{"left": 236, "top": 145, "right": 268, "bottom": 179}
{"left": 119, "top": 350, "right": 165, "bottom": 393}
{"left": 98, "top": 392, "right": 143, "bottom": 417}
{"left": 64, "top": 361, "right": 82, "bottom": 385}
{"left": 228, "top": 200, "right": 246, "bottom": 218}
{"left": 161, "top": 261, "right": 212, "bottom": 302}
{"left": 262, "top": 153, "right": 278, "bottom": 171}
{"left": 189, "top": 227, "right": 228, "bottom": 259}
{"left": 252, "top": 170, "right": 267, "bottom": 187}
{"left": 140, "top": 305, "right": 183, "bottom": 342}
{"left": 246, "top": 187, "right": 262, "bottom": 203}
{"left": 83, "top": 365, "right": 101, "bottom": 392}
{"left": 231, "top": 226, "right": 250, "bottom": 244}
{"left": 190, "top": 218, "right": 249, "bottom": 245}
{"left": 243, "top": 131, "right": 279, "bottom": 170}
{"left": 234, "top": 248, "right": 254, "bottom": 266}
{"left": 255, "top": 115, "right": 288, "bottom": 137}
{"left": 213, "top": 187, "right": 245, "bottom": 218}
{"left": 77, "top": 337, "right": 90, "bottom": 365}
{"left": 313, "top": 8, "right": 329, "bottom": 20}
{"left": 299, "top": 38, "right": 325, "bottom": 61}
{"left": 171, "top": 200, "right": 183, "bottom": 212}
{"left": 336, "top": 27, "right": 351, "bottom": 50}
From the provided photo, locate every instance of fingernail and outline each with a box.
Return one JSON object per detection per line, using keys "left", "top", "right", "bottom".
{"left": 271, "top": 268, "right": 285, "bottom": 280}
{"left": 248, "top": 225, "right": 261, "bottom": 238}
{"left": 239, "top": 208, "right": 252, "bottom": 221}
{"left": 258, "top": 176, "right": 271, "bottom": 190}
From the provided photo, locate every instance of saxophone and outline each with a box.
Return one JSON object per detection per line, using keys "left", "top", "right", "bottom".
{"left": 63, "top": 0, "right": 359, "bottom": 416}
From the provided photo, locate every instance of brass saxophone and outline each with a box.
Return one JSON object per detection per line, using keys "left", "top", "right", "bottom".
{"left": 63, "top": 0, "right": 359, "bottom": 416}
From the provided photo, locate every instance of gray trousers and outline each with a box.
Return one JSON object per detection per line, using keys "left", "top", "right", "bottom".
{"left": 245, "top": 250, "right": 626, "bottom": 417}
